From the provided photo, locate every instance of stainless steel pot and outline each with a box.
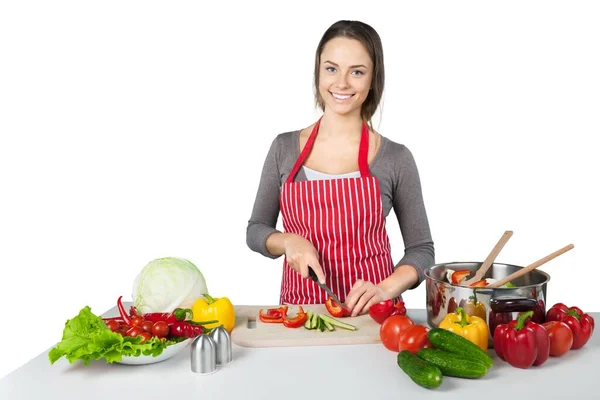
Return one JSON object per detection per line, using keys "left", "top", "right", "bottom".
{"left": 424, "top": 262, "right": 550, "bottom": 348}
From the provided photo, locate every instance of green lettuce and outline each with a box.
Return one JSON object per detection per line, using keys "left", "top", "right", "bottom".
{"left": 48, "top": 306, "right": 180, "bottom": 365}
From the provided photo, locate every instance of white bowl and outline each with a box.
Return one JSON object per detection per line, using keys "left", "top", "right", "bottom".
{"left": 117, "top": 339, "right": 190, "bottom": 365}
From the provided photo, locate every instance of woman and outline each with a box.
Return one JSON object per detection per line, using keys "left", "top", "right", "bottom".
{"left": 246, "top": 20, "right": 434, "bottom": 316}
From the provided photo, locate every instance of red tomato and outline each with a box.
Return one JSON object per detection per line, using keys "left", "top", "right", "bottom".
{"left": 380, "top": 315, "right": 415, "bottom": 351}
{"left": 126, "top": 326, "right": 144, "bottom": 338}
{"left": 139, "top": 332, "right": 152, "bottom": 342}
{"left": 105, "top": 320, "right": 120, "bottom": 332}
{"left": 542, "top": 321, "right": 573, "bottom": 356}
{"left": 131, "top": 316, "right": 145, "bottom": 327}
{"left": 141, "top": 320, "right": 154, "bottom": 333}
{"left": 152, "top": 321, "right": 170, "bottom": 338}
{"left": 398, "top": 325, "right": 431, "bottom": 354}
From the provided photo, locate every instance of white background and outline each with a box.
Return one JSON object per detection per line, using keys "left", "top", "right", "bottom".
{"left": 1, "top": 0, "right": 599, "bottom": 380}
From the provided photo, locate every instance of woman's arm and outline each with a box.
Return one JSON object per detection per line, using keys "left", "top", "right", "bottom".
{"left": 382, "top": 144, "right": 435, "bottom": 297}
{"left": 246, "top": 137, "right": 284, "bottom": 259}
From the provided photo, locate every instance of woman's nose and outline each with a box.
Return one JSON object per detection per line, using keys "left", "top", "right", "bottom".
{"left": 336, "top": 73, "right": 349, "bottom": 88}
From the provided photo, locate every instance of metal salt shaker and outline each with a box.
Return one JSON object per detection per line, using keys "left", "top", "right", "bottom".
{"left": 209, "top": 326, "right": 233, "bottom": 365}
{"left": 190, "top": 334, "right": 217, "bottom": 374}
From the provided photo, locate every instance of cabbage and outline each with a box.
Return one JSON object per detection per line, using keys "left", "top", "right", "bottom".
{"left": 132, "top": 257, "right": 208, "bottom": 315}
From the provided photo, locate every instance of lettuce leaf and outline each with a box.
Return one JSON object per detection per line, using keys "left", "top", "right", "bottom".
{"left": 48, "top": 306, "right": 180, "bottom": 365}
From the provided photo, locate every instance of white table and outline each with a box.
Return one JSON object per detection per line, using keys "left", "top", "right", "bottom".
{"left": 1, "top": 308, "right": 598, "bottom": 399}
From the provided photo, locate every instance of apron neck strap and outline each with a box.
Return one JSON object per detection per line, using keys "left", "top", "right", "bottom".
{"left": 286, "top": 118, "right": 371, "bottom": 183}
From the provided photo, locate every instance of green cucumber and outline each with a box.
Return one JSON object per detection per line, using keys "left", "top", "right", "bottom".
{"left": 397, "top": 350, "right": 443, "bottom": 389}
{"left": 416, "top": 348, "right": 488, "bottom": 379}
{"left": 310, "top": 314, "right": 318, "bottom": 329}
{"left": 427, "top": 328, "right": 493, "bottom": 368}
{"left": 321, "top": 317, "right": 334, "bottom": 331}
{"left": 304, "top": 310, "right": 314, "bottom": 329}
{"left": 319, "top": 314, "right": 357, "bottom": 331}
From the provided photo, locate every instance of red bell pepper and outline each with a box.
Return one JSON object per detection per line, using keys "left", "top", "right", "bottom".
{"left": 546, "top": 303, "right": 595, "bottom": 349}
{"left": 282, "top": 306, "right": 308, "bottom": 328}
{"left": 469, "top": 279, "right": 487, "bottom": 288}
{"left": 325, "top": 296, "right": 350, "bottom": 318}
{"left": 369, "top": 300, "right": 406, "bottom": 324}
{"left": 494, "top": 311, "right": 550, "bottom": 369}
{"left": 451, "top": 269, "right": 471, "bottom": 284}
{"left": 259, "top": 306, "right": 288, "bottom": 323}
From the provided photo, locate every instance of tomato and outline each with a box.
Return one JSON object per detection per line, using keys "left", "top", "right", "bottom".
{"left": 398, "top": 324, "right": 431, "bottom": 354}
{"left": 542, "top": 321, "right": 573, "bottom": 356}
{"left": 105, "top": 320, "right": 120, "bottom": 332}
{"left": 152, "top": 321, "right": 170, "bottom": 338}
{"left": 139, "top": 332, "right": 152, "bottom": 342}
{"left": 141, "top": 320, "right": 154, "bottom": 333}
{"left": 131, "top": 316, "right": 145, "bottom": 327}
{"left": 379, "top": 315, "right": 414, "bottom": 352}
{"left": 126, "top": 326, "right": 144, "bottom": 338}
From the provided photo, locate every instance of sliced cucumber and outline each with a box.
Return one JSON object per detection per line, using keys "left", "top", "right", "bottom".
{"left": 304, "top": 310, "right": 314, "bottom": 329}
{"left": 322, "top": 317, "right": 334, "bottom": 331}
{"left": 310, "top": 313, "right": 318, "bottom": 329}
{"left": 319, "top": 314, "right": 357, "bottom": 331}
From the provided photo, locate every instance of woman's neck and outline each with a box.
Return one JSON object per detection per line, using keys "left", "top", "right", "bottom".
{"left": 318, "top": 111, "right": 364, "bottom": 140}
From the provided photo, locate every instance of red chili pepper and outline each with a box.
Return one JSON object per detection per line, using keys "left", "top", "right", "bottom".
{"left": 117, "top": 296, "right": 132, "bottom": 326}
{"left": 546, "top": 303, "right": 595, "bottom": 349}
{"left": 282, "top": 306, "right": 308, "bottom": 328}
{"left": 494, "top": 311, "right": 550, "bottom": 369}
{"left": 144, "top": 308, "right": 192, "bottom": 324}
{"left": 259, "top": 306, "right": 288, "bottom": 323}
{"left": 369, "top": 300, "right": 406, "bottom": 324}
{"left": 325, "top": 296, "right": 350, "bottom": 318}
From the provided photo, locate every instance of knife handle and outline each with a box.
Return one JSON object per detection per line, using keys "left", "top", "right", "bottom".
{"left": 307, "top": 266, "right": 318, "bottom": 282}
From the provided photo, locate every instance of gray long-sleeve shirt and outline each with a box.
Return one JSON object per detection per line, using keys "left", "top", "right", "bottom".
{"left": 246, "top": 129, "right": 435, "bottom": 288}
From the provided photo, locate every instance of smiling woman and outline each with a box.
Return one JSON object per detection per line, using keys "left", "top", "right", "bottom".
{"left": 246, "top": 20, "right": 435, "bottom": 317}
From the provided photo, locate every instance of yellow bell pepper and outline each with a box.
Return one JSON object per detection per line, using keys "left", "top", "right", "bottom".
{"left": 192, "top": 294, "right": 236, "bottom": 332}
{"left": 439, "top": 306, "right": 489, "bottom": 350}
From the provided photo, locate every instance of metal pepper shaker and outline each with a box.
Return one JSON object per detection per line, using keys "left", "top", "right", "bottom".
{"left": 209, "top": 326, "right": 233, "bottom": 365}
{"left": 190, "top": 334, "right": 217, "bottom": 374}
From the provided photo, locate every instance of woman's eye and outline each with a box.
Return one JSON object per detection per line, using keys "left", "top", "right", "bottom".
{"left": 326, "top": 67, "right": 336, "bottom": 73}
{"left": 352, "top": 70, "right": 364, "bottom": 76}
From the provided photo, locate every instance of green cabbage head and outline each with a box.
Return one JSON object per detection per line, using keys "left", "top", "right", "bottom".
{"left": 132, "top": 257, "right": 208, "bottom": 315}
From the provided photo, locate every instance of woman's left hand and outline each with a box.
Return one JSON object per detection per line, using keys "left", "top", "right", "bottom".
{"left": 345, "top": 280, "right": 390, "bottom": 317}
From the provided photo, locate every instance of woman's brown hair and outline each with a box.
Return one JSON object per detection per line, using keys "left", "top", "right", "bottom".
{"left": 314, "top": 20, "right": 385, "bottom": 129}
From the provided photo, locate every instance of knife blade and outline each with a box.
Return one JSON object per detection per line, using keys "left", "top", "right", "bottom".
{"left": 307, "top": 267, "right": 346, "bottom": 310}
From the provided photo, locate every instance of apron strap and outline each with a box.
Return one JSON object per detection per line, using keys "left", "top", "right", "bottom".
{"left": 286, "top": 118, "right": 371, "bottom": 183}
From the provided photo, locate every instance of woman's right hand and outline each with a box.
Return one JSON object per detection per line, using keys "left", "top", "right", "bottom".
{"left": 283, "top": 234, "right": 326, "bottom": 284}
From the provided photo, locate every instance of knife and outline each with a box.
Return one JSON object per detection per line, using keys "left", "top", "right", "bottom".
{"left": 308, "top": 267, "right": 346, "bottom": 310}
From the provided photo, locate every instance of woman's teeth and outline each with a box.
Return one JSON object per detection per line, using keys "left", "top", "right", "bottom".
{"left": 331, "top": 92, "right": 353, "bottom": 101}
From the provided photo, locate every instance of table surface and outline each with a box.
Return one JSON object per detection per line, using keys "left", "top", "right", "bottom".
{"left": 1, "top": 307, "right": 598, "bottom": 399}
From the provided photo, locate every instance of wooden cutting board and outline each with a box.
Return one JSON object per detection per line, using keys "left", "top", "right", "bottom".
{"left": 231, "top": 305, "right": 382, "bottom": 348}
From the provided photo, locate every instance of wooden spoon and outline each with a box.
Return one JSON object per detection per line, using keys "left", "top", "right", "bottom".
{"left": 462, "top": 230, "right": 513, "bottom": 286}
{"left": 486, "top": 244, "right": 574, "bottom": 288}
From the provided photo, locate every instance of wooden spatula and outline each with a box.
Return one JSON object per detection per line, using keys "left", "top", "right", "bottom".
{"left": 486, "top": 244, "right": 574, "bottom": 288}
{"left": 462, "top": 230, "right": 513, "bottom": 286}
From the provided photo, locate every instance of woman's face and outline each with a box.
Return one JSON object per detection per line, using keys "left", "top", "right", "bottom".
{"left": 318, "top": 37, "right": 373, "bottom": 118}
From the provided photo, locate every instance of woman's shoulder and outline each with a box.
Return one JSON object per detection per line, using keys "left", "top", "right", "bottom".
{"left": 377, "top": 134, "right": 415, "bottom": 165}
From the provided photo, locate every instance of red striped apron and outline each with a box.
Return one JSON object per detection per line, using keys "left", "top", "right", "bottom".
{"left": 279, "top": 118, "right": 395, "bottom": 305}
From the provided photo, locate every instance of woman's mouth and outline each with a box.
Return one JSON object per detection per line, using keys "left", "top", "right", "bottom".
{"left": 330, "top": 92, "right": 354, "bottom": 102}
